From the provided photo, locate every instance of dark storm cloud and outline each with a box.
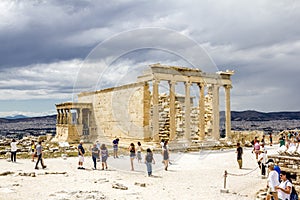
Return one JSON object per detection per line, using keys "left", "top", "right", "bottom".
{"left": 0, "top": 0, "right": 300, "bottom": 116}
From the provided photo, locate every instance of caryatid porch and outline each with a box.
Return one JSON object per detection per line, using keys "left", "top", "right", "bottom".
{"left": 55, "top": 102, "right": 94, "bottom": 142}
{"left": 137, "top": 63, "right": 234, "bottom": 142}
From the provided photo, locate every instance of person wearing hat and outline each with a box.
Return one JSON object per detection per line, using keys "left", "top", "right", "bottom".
{"left": 266, "top": 158, "right": 281, "bottom": 182}
{"left": 266, "top": 162, "right": 280, "bottom": 200}
{"left": 257, "top": 145, "right": 267, "bottom": 177}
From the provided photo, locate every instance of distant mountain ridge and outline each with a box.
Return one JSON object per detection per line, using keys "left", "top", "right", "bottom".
{"left": 1, "top": 111, "right": 300, "bottom": 122}
{"left": 229, "top": 110, "right": 300, "bottom": 121}
{"left": 5, "top": 115, "right": 29, "bottom": 119}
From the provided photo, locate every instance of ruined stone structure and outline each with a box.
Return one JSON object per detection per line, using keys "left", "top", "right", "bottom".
{"left": 55, "top": 64, "right": 234, "bottom": 144}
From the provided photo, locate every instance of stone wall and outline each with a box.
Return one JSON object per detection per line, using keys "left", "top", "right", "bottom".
{"left": 78, "top": 82, "right": 148, "bottom": 141}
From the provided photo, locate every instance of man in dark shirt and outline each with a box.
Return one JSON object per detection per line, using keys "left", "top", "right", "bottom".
{"left": 236, "top": 142, "right": 243, "bottom": 169}
{"left": 78, "top": 140, "right": 85, "bottom": 169}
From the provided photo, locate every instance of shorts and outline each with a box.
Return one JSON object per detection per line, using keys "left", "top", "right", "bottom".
{"left": 267, "top": 187, "right": 277, "bottom": 195}
{"left": 31, "top": 149, "right": 35, "bottom": 153}
{"left": 137, "top": 152, "right": 142, "bottom": 160}
{"left": 78, "top": 155, "right": 84, "bottom": 162}
{"left": 101, "top": 156, "right": 107, "bottom": 162}
{"left": 130, "top": 152, "right": 136, "bottom": 158}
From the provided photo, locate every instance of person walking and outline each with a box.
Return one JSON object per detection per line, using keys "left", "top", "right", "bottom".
{"left": 31, "top": 140, "right": 36, "bottom": 162}
{"left": 78, "top": 140, "right": 85, "bottom": 170}
{"left": 100, "top": 144, "right": 109, "bottom": 170}
{"left": 236, "top": 142, "right": 243, "bottom": 169}
{"left": 91, "top": 143, "right": 99, "bottom": 170}
{"left": 136, "top": 141, "right": 143, "bottom": 163}
{"left": 35, "top": 141, "right": 46, "bottom": 170}
{"left": 10, "top": 139, "right": 18, "bottom": 163}
{"left": 129, "top": 143, "right": 136, "bottom": 171}
{"left": 275, "top": 171, "right": 292, "bottom": 200}
{"left": 258, "top": 145, "right": 267, "bottom": 177}
{"left": 145, "top": 148, "right": 155, "bottom": 176}
{"left": 112, "top": 138, "right": 119, "bottom": 158}
{"left": 266, "top": 162, "right": 280, "bottom": 200}
{"left": 162, "top": 140, "right": 169, "bottom": 171}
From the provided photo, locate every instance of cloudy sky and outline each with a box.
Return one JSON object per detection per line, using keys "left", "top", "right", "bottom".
{"left": 0, "top": 0, "right": 299, "bottom": 117}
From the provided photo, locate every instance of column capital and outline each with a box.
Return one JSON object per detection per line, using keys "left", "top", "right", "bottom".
{"left": 184, "top": 81, "right": 192, "bottom": 86}
{"left": 197, "top": 82, "right": 205, "bottom": 88}
{"left": 224, "top": 84, "right": 232, "bottom": 89}
{"left": 153, "top": 79, "right": 160, "bottom": 85}
{"left": 168, "top": 80, "right": 177, "bottom": 85}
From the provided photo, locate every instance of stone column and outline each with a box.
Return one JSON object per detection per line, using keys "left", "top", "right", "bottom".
{"left": 67, "top": 109, "right": 72, "bottom": 124}
{"left": 78, "top": 108, "right": 83, "bottom": 125}
{"left": 56, "top": 109, "right": 60, "bottom": 124}
{"left": 169, "top": 80, "right": 176, "bottom": 140}
{"left": 225, "top": 85, "right": 232, "bottom": 139}
{"left": 212, "top": 84, "right": 220, "bottom": 140}
{"left": 152, "top": 80, "right": 160, "bottom": 141}
{"left": 184, "top": 81, "right": 191, "bottom": 141}
{"left": 198, "top": 83, "right": 205, "bottom": 140}
{"left": 61, "top": 109, "right": 65, "bottom": 124}
{"left": 63, "top": 109, "right": 68, "bottom": 124}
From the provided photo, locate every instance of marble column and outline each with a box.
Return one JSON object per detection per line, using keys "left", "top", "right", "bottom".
{"left": 198, "top": 83, "right": 205, "bottom": 140}
{"left": 212, "top": 84, "right": 220, "bottom": 140}
{"left": 56, "top": 109, "right": 60, "bottom": 124}
{"left": 169, "top": 80, "right": 176, "bottom": 140}
{"left": 67, "top": 109, "right": 72, "bottom": 124}
{"left": 225, "top": 85, "right": 232, "bottom": 139}
{"left": 63, "top": 109, "right": 68, "bottom": 124}
{"left": 78, "top": 108, "right": 83, "bottom": 125}
{"left": 152, "top": 80, "right": 160, "bottom": 141}
{"left": 184, "top": 81, "right": 191, "bottom": 141}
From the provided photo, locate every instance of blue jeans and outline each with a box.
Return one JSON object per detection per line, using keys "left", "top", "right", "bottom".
{"left": 146, "top": 162, "right": 152, "bottom": 176}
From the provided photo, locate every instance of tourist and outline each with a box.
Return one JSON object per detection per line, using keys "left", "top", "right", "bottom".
{"left": 257, "top": 145, "right": 267, "bottom": 177}
{"left": 35, "top": 141, "right": 46, "bottom": 170}
{"left": 279, "top": 134, "right": 285, "bottom": 147}
{"left": 112, "top": 138, "right": 119, "bottom": 158}
{"left": 252, "top": 140, "right": 260, "bottom": 160}
{"left": 266, "top": 162, "right": 280, "bottom": 200}
{"left": 266, "top": 159, "right": 281, "bottom": 182}
{"left": 275, "top": 171, "right": 292, "bottom": 200}
{"left": 137, "top": 141, "right": 143, "bottom": 163}
{"left": 129, "top": 143, "right": 136, "bottom": 171}
{"left": 162, "top": 140, "right": 169, "bottom": 171}
{"left": 31, "top": 140, "right": 36, "bottom": 162}
{"left": 78, "top": 140, "right": 85, "bottom": 170}
{"left": 145, "top": 148, "right": 155, "bottom": 176}
{"left": 269, "top": 133, "right": 273, "bottom": 146}
{"left": 236, "top": 142, "right": 243, "bottom": 169}
{"left": 261, "top": 135, "right": 266, "bottom": 146}
{"left": 91, "top": 143, "right": 99, "bottom": 170}
{"left": 100, "top": 144, "right": 109, "bottom": 170}
{"left": 10, "top": 138, "right": 18, "bottom": 163}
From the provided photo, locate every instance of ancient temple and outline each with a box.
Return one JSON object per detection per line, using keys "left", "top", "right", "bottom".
{"left": 55, "top": 64, "right": 234, "bottom": 143}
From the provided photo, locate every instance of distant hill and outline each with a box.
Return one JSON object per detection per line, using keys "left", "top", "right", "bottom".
{"left": 229, "top": 111, "right": 300, "bottom": 121}
{"left": 0, "top": 115, "right": 56, "bottom": 124}
{"left": 5, "top": 115, "right": 29, "bottom": 119}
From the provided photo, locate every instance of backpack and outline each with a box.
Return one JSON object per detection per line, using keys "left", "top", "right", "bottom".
{"left": 290, "top": 186, "right": 298, "bottom": 200}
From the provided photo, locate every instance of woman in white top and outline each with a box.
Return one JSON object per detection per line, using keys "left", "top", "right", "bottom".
{"left": 10, "top": 139, "right": 18, "bottom": 162}
{"left": 275, "top": 171, "right": 292, "bottom": 200}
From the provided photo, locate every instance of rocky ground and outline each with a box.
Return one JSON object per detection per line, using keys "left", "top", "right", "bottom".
{"left": 0, "top": 144, "right": 278, "bottom": 200}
